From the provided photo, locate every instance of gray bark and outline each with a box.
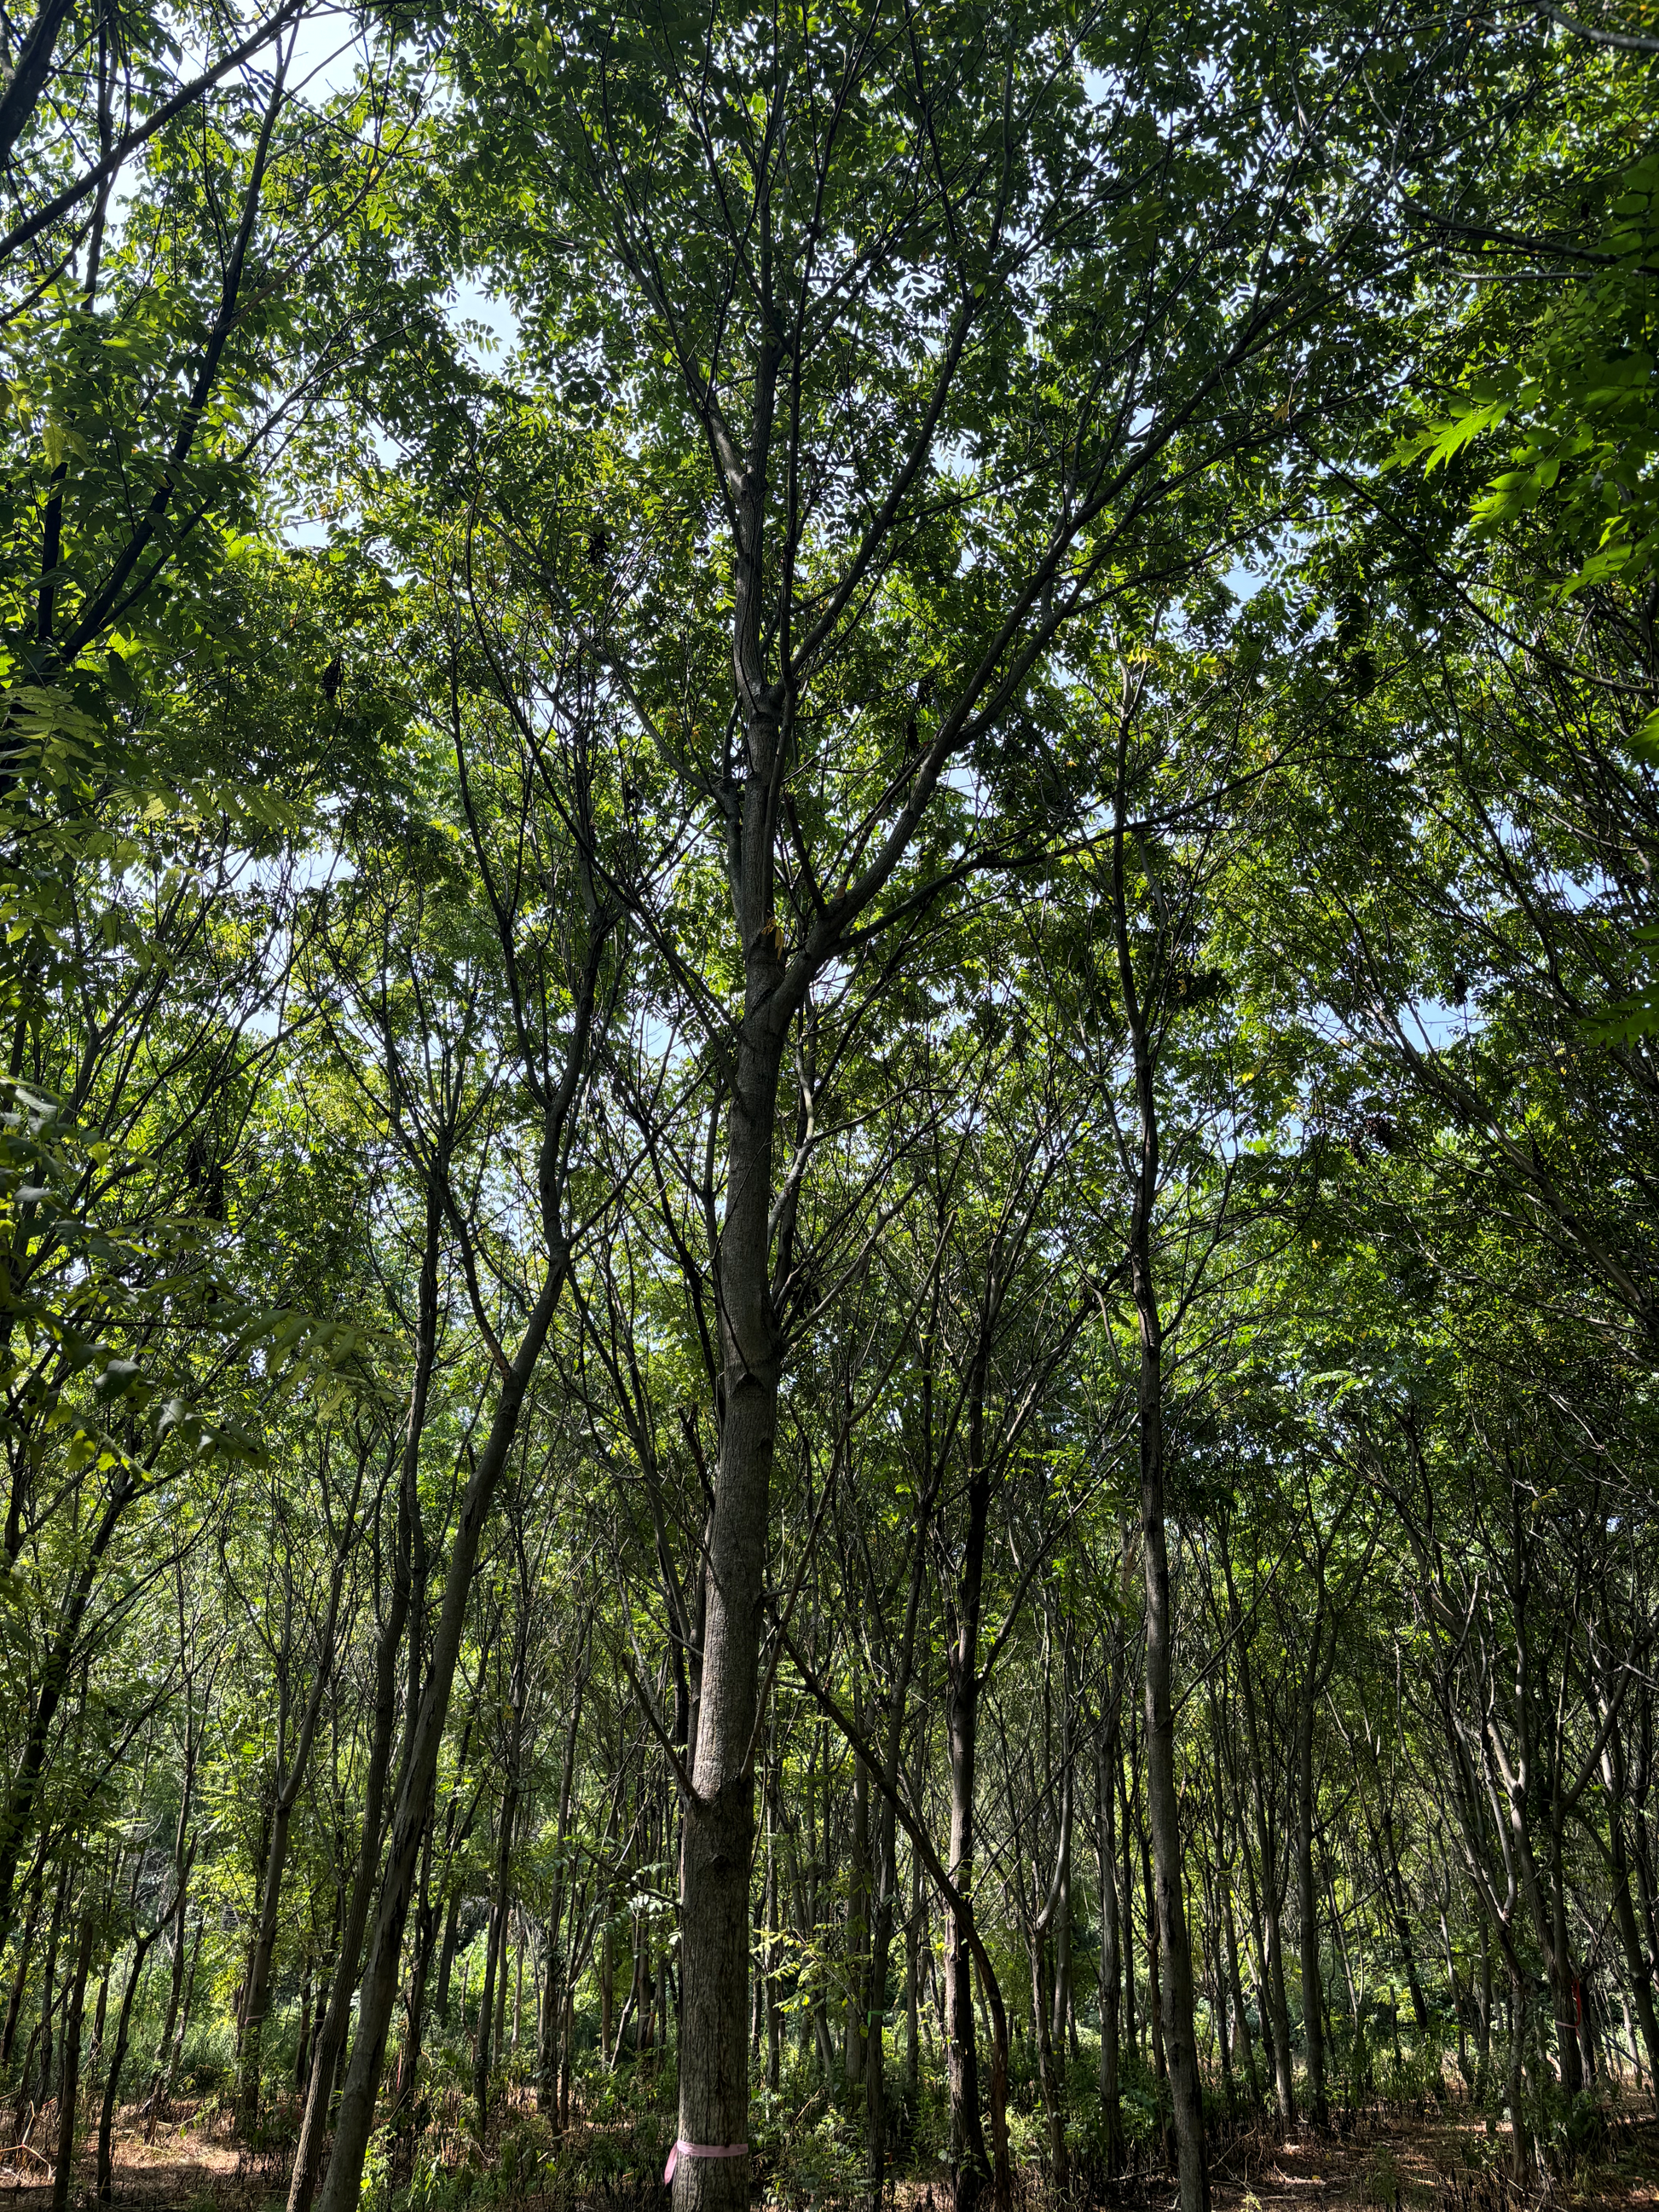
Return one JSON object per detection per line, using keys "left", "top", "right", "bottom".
{"left": 1114, "top": 756, "right": 1208, "bottom": 2212}
{"left": 238, "top": 1489, "right": 356, "bottom": 2137}
{"left": 945, "top": 1402, "right": 993, "bottom": 2212}
{"left": 1095, "top": 1719, "right": 1124, "bottom": 2171}
{"left": 286, "top": 1527, "right": 410, "bottom": 2212}
{"left": 312, "top": 895, "right": 604, "bottom": 2212}
{"left": 1293, "top": 1610, "right": 1327, "bottom": 2128}
{"left": 98, "top": 1918, "right": 161, "bottom": 2198}
{"left": 50, "top": 1912, "right": 95, "bottom": 2212}
{"left": 1226, "top": 1550, "right": 1294, "bottom": 2122}
{"left": 312, "top": 1273, "right": 564, "bottom": 2212}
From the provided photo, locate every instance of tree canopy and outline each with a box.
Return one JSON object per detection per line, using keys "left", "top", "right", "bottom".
{"left": 3, "top": 2, "right": 1659, "bottom": 2210}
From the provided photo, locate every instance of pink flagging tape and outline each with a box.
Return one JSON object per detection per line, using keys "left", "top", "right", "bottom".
{"left": 663, "top": 2140, "right": 750, "bottom": 2186}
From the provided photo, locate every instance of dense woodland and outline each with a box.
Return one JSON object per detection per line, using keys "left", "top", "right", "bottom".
{"left": 2, "top": 0, "right": 1658, "bottom": 2209}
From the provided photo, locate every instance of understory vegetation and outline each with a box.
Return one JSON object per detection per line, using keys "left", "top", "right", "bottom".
{"left": 3, "top": 0, "right": 1659, "bottom": 2206}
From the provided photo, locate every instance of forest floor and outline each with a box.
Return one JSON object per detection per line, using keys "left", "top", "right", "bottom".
{"left": 7, "top": 2104, "right": 1659, "bottom": 2212}
{"left": 1199, "top": 2109, "right": 1659, "bottom": 2212}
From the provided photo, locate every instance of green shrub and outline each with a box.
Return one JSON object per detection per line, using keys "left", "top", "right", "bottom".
{"left": 1362, "top": 2146, "right": 1402, "bottom": 2206}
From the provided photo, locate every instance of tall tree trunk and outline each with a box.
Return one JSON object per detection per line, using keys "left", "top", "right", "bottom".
{"left": 238, "top": 1556, "right": 347, "bottom": 2142}
{"left": 98, "top": 1921, "right": 160, "bottom": 2198}
{"left": 474, "top": 1897, "right": 504, "bottom": 2127}
{"left": 286, "top": 1441, "right": 419, "bottom": 2212}
{"left": 863, "top": 1781, "right": 895, "bottom": 2184}
{"left": 1116, "top": 759, "right": 1209, "bottom": 2212}
{"left": 1028, "top": 1928, "right": 1068, "bottom": 2194}
{"left": 496, "top": 1900, "right": 514, "bottom": 2064}
{"left": 1506, "top": 1965, "right": 1530, "bottom": 2183}
{"left": 865, "top": 1464, "right": 938, "bottom": 2209}
{"left": 312, "top": 876, "right": 604, "bottom": 2212}
{"left": 1050, "top": 1834, "right": 1072, "bottom": 2058}
{"left": 1375, "top": 1788, "right": 1428, "bottom": 2035}
{"left": 1227, "top": 1551, "right": 1294, "bottom": 2122}
{"left": 1206, "top": 1860, "right": 1234, "bottom": 2111}
{"left": 945, "top": 1416, "right": 993, "bottom": 2212}
{"left": 1143, "top": 1826, "right": 1165, "bottom": 2087}
{"left": 1, "top": 1873, "right": 43, "bottom": 2067}
{"left": 295, "top": 1971, "right": 314, "bottom": 2094}
{"left": 766, "top": 1806, "right": 782, "bottom": 2094}
{"left": 1028, "top": 1755, "right": 1073, "bottom": 2199}
{"left": 1546, "top": 1832, "right": 1584, "bottom": 2097}
{"left": 1294, "top": 1628, "right": 1327, "bottom": 2128}
{"left": 396, "top": 1823, "right": 439, "bottom": 2127}
{"left": 312, "top": 1280, "right": 569, "bottom": 2212}
{"left": 141, "top": 1823, "right": 195, "bottom": 2136}
{"left": 1223, "top": 1869, "right": 1257, "bottom": 2105}
{"left": 1096, "top": 1718, "right": 1124, "bottom": 2174}
{"left": 0, "top": 1473, "right": 140, "bottom": 1950}
{"left": 50, "top": 1912, "right": 95, "bottom": 2212}
{"left": 146, "top": 1911, "right": 205, "bottom": 2140}
{"left": 539, "top": 1666, "right": 586, "bottom": 2120}
{"left": 548, "top": 1920, "right": 570, "bottom": 2105}
{"left": 905, "top": 1841, "right": 921, "bottom": 2103}
{"left": 436, "top": 1894, "right": 462, "bottom": 2028}
{"left": 1605, "top": 1739, "right": 1659, "bottom": 2106}
{"left": 599, "top": 1920, "right": 614, "bottom": 2059}
{"left": 1120, "top": 1754, "right": 1137, "bottom": 2065}
{"left": 1477, "top": 1918, "right": 1493, "bottom": 2073}
{"left": 30, "top": 1857, "right": 69, "bottom": 2122}
{"left": 673, "top": 957, "right": 787, "bottom": 2212}
{"left": 847, "top": 1743, "right": 869, "bottom": 2092}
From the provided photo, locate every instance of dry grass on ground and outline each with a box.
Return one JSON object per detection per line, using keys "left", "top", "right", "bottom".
{"left": 5, "top": 2105, "right": 1659, "bottom": 2212}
